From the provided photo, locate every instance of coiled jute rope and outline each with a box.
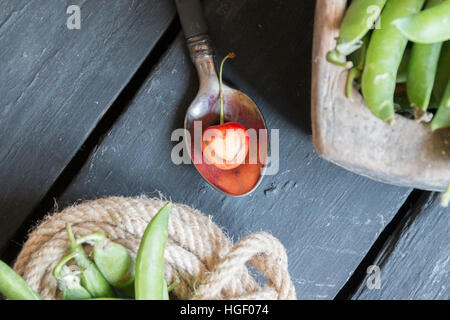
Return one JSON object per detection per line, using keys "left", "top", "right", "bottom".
{"left": 13, "top": 197, "right": 296, "bottom": 300}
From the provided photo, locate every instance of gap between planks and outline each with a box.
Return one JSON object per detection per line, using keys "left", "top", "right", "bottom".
{"left": 335, "top": 189, "right": 429, "bottom": 299}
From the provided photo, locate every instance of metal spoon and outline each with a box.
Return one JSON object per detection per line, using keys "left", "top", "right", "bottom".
{"left": 175, "top": 0, "right": 268, "bottom": 196}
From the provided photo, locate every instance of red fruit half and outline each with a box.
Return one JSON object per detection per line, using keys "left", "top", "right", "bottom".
{"left": 202, "top": 122, "right": 249, "bottom": 170}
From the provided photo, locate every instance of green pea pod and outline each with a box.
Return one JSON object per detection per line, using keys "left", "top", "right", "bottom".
{"left": 346, "top": 34, "right": 370, "bottom": 99}
{"left": 407, "top": 0, "right": 444, "bottom": 113}
{"left": 430, "top": 79, "right": 450, "bottom": 131}
{"left": 0, "top": 260, "right": 41, "bottom": 300}
{"left": 65, "top": 224, "right": 116, "bottom": 298}
{"left": 63, "top": 288, "right": 91, "bottom": 300}
{"left": 441, "top": 183, "right": 450, "bottom": 207}
{"left": 348, "top": 34, "right": 370, "bottom": 69}
{"left": 53, "top": 256, "right": 92, "bottom": 300}
{"left": 328, "top": 0, "right": 387, "bottom": 66}
{"left": 397, "top": 46, "right": 411, "bottom": 84}
{"left": 327, "top": 50, "right": 353, "bottom": 69}
{"left": 393, "top": 0, "right": 450, "bottom": 44}
{"left": 408, "top": 41, "right": 443, "bottom": 110}
{"left": 77, "top": 233, "right": 135, "bottom": 298}
{"left": 86, "top": 298, "right": 131, "bottom": 300}
{"left": 135, "top": 202, "right": 172, "bottom": 300}
{"left": 433, "top": 41, "right": 450, "bottom": 102}
{"left": 362, "top": 0, "right": 426, "bottom": 123}
{"left": 162, "top": 279, "right": 169, "bottom": 300}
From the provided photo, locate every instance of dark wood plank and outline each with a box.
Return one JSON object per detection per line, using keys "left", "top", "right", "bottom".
{"left": 58, "top": 0, "right": 413, "bottom": 299}
{"left": 0, "top": 0, "right": 175, "bottom": 253}
{"left": 353, "top": 193, "right": 449, "bottom": 300}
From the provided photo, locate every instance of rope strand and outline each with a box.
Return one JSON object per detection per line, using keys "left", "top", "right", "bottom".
{"left": 13, "top": 197, "right": 296, "bottom": 300}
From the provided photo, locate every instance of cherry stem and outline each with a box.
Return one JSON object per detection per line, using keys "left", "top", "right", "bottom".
{"left": 219, "top": 52, "right": 236, "bottom": 125}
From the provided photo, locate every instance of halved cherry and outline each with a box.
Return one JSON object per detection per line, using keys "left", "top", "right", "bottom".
{"left": 201, "top": 53, "right": 250, "bottom": 170}
{"left": 202, "top": 122, "right": 249, "bottom": 170}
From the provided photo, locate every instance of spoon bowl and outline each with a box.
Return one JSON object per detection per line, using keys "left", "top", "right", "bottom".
{"left": 184, "top": 36, "right": 268, "bottom": 196}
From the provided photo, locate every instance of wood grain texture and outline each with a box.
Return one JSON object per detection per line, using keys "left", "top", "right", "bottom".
{"left": 312, "top": 0, "right": 450, "bottom": 192}
{"left": 59, "top": 0, "right": 413, "bottom": 299}
{"left": 0, "top": 0, "right": 174, "bottom": 253}
{"left": 354, "top": 193, "right": 449, "bottom": 300}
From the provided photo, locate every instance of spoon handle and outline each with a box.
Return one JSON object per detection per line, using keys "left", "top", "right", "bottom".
{"left": 175, "top": 0, "right": 209, "bottom": 39}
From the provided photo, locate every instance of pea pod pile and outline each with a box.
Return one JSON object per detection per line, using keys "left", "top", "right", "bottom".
{"left": 328, "top": 0, "right": 450, "bottom": 129}
{"left": 0, "top": 202, "right": 177, "bottom": 300}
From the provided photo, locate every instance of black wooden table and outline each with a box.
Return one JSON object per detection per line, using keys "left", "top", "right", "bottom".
{"left": 0, "top": 0, "right": 448, "bottom": 300}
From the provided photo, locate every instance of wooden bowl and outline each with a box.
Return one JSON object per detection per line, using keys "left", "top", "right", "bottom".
{"left": 311, "top": 0, "right": 450, "bottom": 192}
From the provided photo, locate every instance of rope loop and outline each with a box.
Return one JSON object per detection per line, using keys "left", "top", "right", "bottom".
{"left": 13, "top": 197, "right": 296, "bottom": 300}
